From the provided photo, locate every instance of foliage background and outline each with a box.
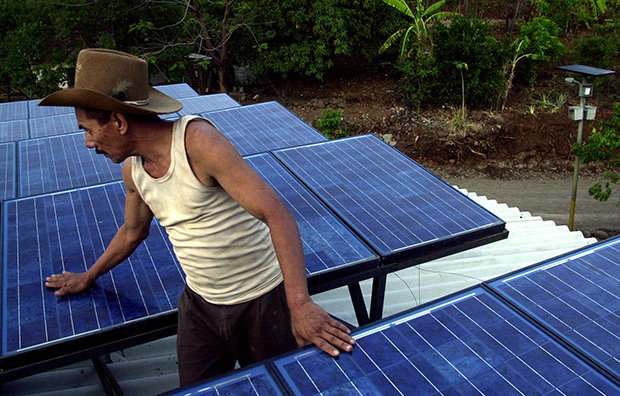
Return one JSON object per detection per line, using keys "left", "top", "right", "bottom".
{"left": 2, "top": 0, "right": 620, "bottom": 205}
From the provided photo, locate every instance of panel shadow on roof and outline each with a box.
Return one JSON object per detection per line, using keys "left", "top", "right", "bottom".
{"left": 157, "top": 363, "right": 285, "bottom": 396}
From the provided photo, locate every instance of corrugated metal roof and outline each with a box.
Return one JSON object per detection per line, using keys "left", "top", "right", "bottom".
{"left": 0, "top": 185, "right": 597, "bottom": 396}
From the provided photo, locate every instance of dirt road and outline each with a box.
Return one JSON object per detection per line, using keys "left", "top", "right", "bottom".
{"left": 442, "top": 175, "right": 620, "bottom": 239}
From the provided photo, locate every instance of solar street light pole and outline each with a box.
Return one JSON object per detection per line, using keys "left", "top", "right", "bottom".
{"left": 558, "top": 65, "right": 616, "bottom": 231}
{"left": 568, "top": 84, "right": 586, "bottom": 231}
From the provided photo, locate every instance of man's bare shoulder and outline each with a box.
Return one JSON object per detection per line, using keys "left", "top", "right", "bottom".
{"left": 186, "top": 118, "right": 224, "bottom": 140}
{"left": 185, "top": 118, "right": 237, "bottom": 155}
{"left": 184, "top": 117, "right": 243, "bottom": 184}
{"left": 121, "top": 159, "right": 138, "bottom": 191}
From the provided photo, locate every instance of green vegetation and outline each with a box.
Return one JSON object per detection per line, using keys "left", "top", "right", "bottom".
{"left": 378, "top": 0, "right": 455, "bottom": 59}
{"left": 514, "top": 17, "right": 566, "bottom": 84}
{"left": 574, "top": 103, "right": 620, "bottom": 206}
{"left": 3, "top": 0, "right": 620, "bottom": 101}
{"left": 3, "top": 0, "right": 620, "bottom": 208}
{"left": 317, "top": 108, "right": 352, "bottom": 139}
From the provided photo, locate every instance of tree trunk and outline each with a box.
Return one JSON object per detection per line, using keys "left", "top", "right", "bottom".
{"left": 217, "top": 61, "right": 228, "bottom": 93}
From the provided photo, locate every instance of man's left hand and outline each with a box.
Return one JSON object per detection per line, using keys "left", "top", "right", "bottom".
{"left": 290, "top": 300, "right": 355, "bottom": 356}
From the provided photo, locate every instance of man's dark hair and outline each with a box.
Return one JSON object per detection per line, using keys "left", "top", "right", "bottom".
{"left": 83, "top": 108, "right": 113, "bottom": 125}
{"left": 82, "top": 108, "right": 161, "bottom": 126}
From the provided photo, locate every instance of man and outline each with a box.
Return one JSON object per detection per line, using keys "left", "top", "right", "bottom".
{"left": 39, "top": 48, "right": 354, "bottom": 385}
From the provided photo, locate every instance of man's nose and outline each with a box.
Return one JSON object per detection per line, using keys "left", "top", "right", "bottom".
{"left": 85, "top": 134, "right": 96, "bottom": 149}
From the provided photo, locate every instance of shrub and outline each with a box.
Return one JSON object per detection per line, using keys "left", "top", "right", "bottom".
{"left": 317, "top": 108, "right": 350, "bottom": 139}
{"left": 395, "top": 54, "right": 439, "bottom": 111}
{"left": 515, "top": 17, "right": 566, "bottom": 84}
{"left": 575, "top": 34, "right": 619, "bottom": 69}
{"left": 429, "top": 15, "right": 506, "bottom": 108}
{"left": 537, "top": 0, "right": 580, "bottom": 31}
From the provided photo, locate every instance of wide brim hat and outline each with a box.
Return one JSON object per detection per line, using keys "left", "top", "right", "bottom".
{"left": 38, "top": 48, "right": 182, "bottom": 115}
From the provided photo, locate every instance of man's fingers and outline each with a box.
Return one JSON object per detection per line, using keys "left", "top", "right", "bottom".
{"left": 307, "top": 324, "right": 355, "bottom": 356}
{"left": 45, "top": 275, "right": 62, "bottom": 288}
{"left": 323, "top": 328, "right": 355, "bottom": 352}
{"left": 326, "top": 317, "right": 352, "bottom": 337}
{"left": 45, "top": 271, "right": 82, "bottom": 296}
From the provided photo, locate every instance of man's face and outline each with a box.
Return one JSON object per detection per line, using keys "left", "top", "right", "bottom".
{"left": 76, "top": 108, "right": 127, "bottom": 164}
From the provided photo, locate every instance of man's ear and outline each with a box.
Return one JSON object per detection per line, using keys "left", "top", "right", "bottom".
{"left": 111, "top": 112, "right": 129, "bottom": 135}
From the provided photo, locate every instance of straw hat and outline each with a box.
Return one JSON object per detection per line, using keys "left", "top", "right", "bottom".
{"left": 38, "top": 48, "right": 182, "bottom": 115}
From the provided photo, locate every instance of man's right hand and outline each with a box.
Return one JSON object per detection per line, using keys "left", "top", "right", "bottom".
{"left": 45, "top": 271, "right": 94, "bottom": 297}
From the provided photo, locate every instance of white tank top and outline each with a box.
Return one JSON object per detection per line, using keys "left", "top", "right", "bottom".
{"left": 130, "top": 115, "right": 282, "bottom": 305}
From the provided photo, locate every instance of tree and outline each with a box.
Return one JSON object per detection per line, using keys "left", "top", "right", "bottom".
{"left": 0, "top": 1, "right": 72, "bottom": 99}
{"left": 0, "top": 0, "right": 154, "bottom": 99}
{"left": 574, "top": 103, "right": 620, "bottom": 206}
{"left": 129, "top": 0, "right": 260, "bottom": 93}
{"left": 431, "top": 15, "right": 506, "bottom": 108}
{"left": 251, "top": 0, "right": 401, "bottom": 79}
{"left": 378, "top": 0, "right": 456, "bottom": 60}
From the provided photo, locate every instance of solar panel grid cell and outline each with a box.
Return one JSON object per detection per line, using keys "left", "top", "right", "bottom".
{"left": 274, "top": 135, "right": 503, "bottom": 263}
{"left": 244, "top": 153, "right": 377, "bottom": 280}
{"left": 158, "top": 364, "right": 285, "bottom": 396}
{"left": 273, "top": 288, "right": 620, "bottom": 395}
{"left": 0, "top": 101, "right": 28, "bottom": 122}
{"left": 205, "top": 102, "right": 327, "bottom": 157}
{"left": 2, "top": 182, "right": 185, "bottom": 355}
{"left": 488, "top": 236, "right": 620, "bottom": 382}
{"left": 29, "top": 113, "right": 81, "bottom": 139}
{"left": 154, "top": 83, "right": 200, "bottom": 99}
{"left": 28, "top": 100, "right": 73, "bottom": 119}
{"left": 0, "top": 120, "right": 29, "bottom": 142}
{"left": 178, "top": 94, "right": 241, "bottom": 116}
{"left": 18, "top": 133, "right": 123, "bottom": 197}
{"left": 0, "top": 142, "right": 16, "bottom": 200}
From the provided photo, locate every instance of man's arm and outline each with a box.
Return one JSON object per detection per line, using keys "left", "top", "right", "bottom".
{"left": 45, "top": 161, "right": 154, "bottom": 297}
{"left": 185, "top": 120, "right": 355, "bottom": 356}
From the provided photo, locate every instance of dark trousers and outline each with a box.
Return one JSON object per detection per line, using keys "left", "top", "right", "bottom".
{"left": 176, "top": 282, "right": 298, "bottom": 386}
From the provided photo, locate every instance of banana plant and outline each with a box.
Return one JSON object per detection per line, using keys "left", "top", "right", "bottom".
{"left": 378, "top": 0, "right": 456, "bottom": 60}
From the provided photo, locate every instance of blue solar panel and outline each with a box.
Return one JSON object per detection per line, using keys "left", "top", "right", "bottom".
{"left": 28, "top": 100, "right": 73, "bottom": 119}
{"left": 205, "top": 102, "right": 327, "bottom": 157}
{"left": 159, "top": 112, "right": 180, "bottom": 120}
{"left": 487, "top": 236, "right": 620, "bottom": 382}
{"left": 29, "top": 113, "right": 81, "bottom": 139}
{"left": 273, "top": 287, "right": 620, "bottom": 395}
{"left": 0, "top": 142, "right": 16, "bottom": 201}
{"left": 273, "top": 135, "right": 506, "bottom": 266}
{"left": 158, "top": 363, "right": 285, "bottom": 396}
{"left": 244, "top": 153, "right": 378, "bottom": 290}
{"left": 154, "top": 83, "right": 199, "bottom": 99}
{"left": 0, "top": 101, "right": 28, "bottom": 122}
{"left": 0, "top": 120, "right": 29, "bottom": 142}
{"left": 177, "top": 94, "right": 241, "bottom": 116}
{"left": 1, "top": 181, "right": 185, "bottom": 356}
{"left": 18, "top": 132, "right": 122, "bottom": 197}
